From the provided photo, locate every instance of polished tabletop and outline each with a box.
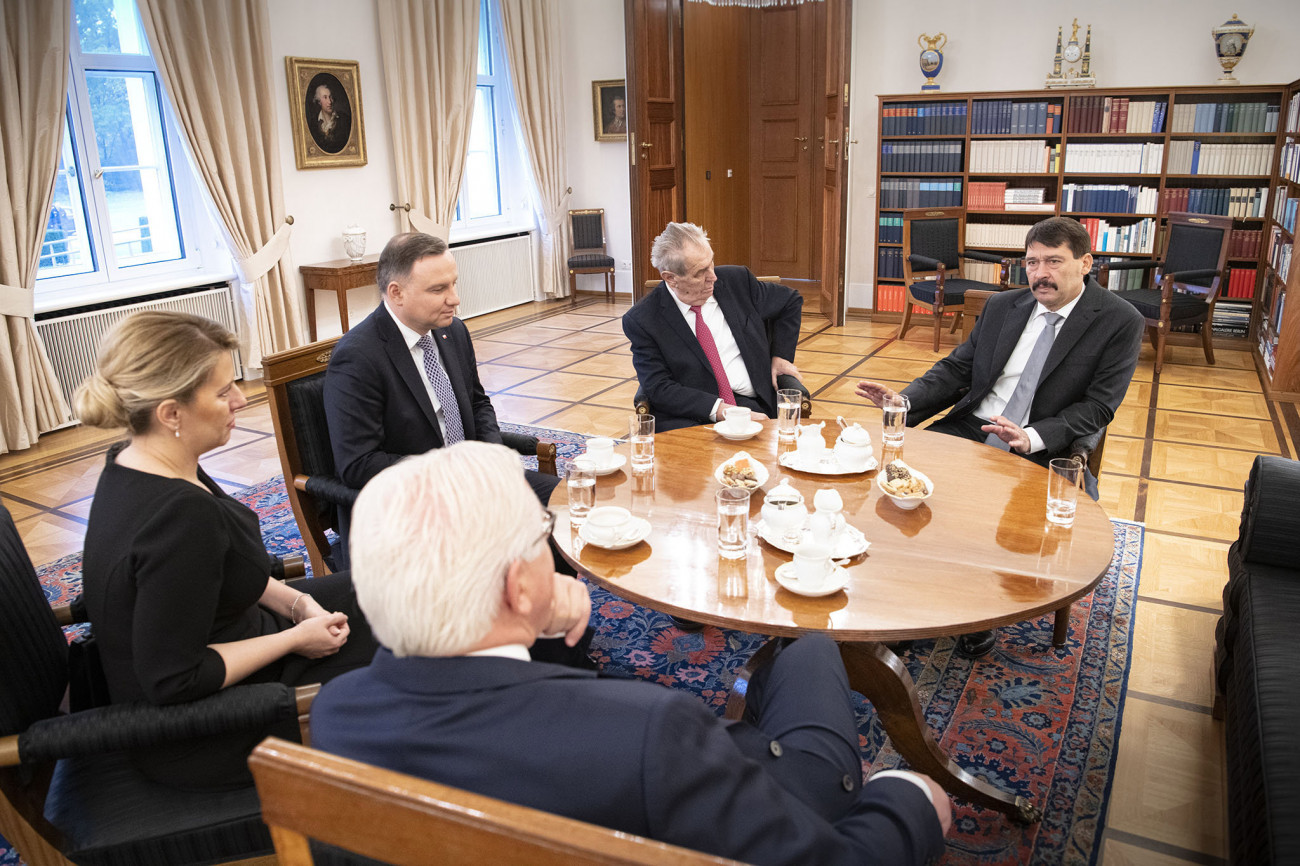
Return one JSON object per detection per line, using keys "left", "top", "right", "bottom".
{"left": 552, "top": 421, "right": 1115, "bottom": 643}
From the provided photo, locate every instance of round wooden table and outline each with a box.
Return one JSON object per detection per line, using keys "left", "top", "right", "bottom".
{"left": 551, "top": 421, "right": 1116, "bottom": 822}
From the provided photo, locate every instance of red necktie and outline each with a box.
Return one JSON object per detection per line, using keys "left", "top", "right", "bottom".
{"left": 690, "top": 305, "right": 735, "bottom": 405}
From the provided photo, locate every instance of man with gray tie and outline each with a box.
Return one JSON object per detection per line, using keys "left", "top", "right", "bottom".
{"left": 856, "top": 216, "right": 1143, "bottom": 656}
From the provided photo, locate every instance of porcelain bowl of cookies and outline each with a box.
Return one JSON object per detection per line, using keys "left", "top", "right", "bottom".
{"left": 714, "top": 451, "right": 769, "bottom": 491}
{"left": 876, "top": 459, "right": 932, "bottom": 510}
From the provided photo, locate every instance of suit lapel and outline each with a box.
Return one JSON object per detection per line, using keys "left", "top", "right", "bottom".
{"left": 712, "top": 280, "right": 768, "bottom": 396}
{"left": 377, "top": 305, "right": 443, "bottom": 441}
{"left": 433, "top": 324, "right": 476, "bottom": 439}
{"left": 986, "top": 291, "right": 1037, "bottom": 380}
{"left": 1039, "top": 280, "right": 1102, "bottom": 382}
{"left": 657, "top": 286, "right": 712, "bottom": 371}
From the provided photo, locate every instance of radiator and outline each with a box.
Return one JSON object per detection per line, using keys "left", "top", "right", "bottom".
{"left": 35, "top": 283, "right": 243, "bottom": 418}
{"left": 452, "top": 233, "right": 536, "bottom": 318}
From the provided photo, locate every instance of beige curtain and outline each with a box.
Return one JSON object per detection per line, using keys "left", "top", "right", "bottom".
{"left": 377, "top": 0, "right": 479, "bottom": 240}
{"left": 137, "top": 0, "right": 302, "bottom": 369}
{"left": 499, "top": 0, "right": 572, "bottom": 299}
{"left": 0, "top": 0, "right": 75, "bottom": 454}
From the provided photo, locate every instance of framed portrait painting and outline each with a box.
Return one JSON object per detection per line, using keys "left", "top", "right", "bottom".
{"left": 592, "top": 79, "right": 627, "bottom": 142}
{"left": 286, "top": 56, "right": 367, "bottom": 169}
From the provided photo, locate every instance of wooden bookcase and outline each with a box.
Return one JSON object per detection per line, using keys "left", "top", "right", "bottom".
{"left": 873, "top": 85, "right": 1287, "bottom": 357}
{"left": 1255, "top": 76, "right": 1300, "bottom": 402}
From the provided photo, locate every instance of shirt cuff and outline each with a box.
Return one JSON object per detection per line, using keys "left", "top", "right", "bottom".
{"left": 710, "top": 399, "right": 723, "bottom": 422}
{"left": 867, "top": 770, "right": 934, "bottom": 805}
{"left": 1024, "top": 427, "right": 1046, "bottom": 454}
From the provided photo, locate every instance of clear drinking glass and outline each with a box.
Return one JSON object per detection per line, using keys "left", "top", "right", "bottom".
{"left": 566, "top": 458, "right": 597, "bottom": 526}
{"left": 881, "top": 393, "right": 910, "bottom": 447}
{"left": 629, "top": 414, "right": 655, "bottom": 472}
{"left": 716, "top": 487, "right": 751, "bottom": 560}
{"left": 776, "top": 389, "right": 802, "bottom": 441}
{"left": 1047, "top": 458, "right": 1082, "bottom": 527}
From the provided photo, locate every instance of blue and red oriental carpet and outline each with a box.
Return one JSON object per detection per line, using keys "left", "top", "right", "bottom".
{"left": 11, "top": 423, "right": 1141, "bottom": 866}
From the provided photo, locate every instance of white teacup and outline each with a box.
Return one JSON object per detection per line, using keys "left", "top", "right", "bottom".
{"left": 722, "top": 406, "right": 751, "bottom": 433}
{"left": 584, "top": 436, "right": 615, "bottom": 469}
{"left": 792, "top": 550, "right": 835, "bottom": 591}
{"left": 584, "top": 506, "right": 633, "bottom": 546}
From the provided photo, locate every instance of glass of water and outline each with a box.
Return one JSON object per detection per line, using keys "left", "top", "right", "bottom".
{"left": 1047, "top": 458, "right": 1082, "bottom": 527}
{"left": 629, "top": 414, "right": 655, "bottom": 472}
{"left": 881, "top": 393, "right": 910, "bottom": 447}
{"left": 566, "top": 458, "right": 597, "bottom": 526}
{"left": 776, "top": 388, "right": 802, "bottom": 441}
{"left": 716, "top": 487, "right": 751, "bottom": 560}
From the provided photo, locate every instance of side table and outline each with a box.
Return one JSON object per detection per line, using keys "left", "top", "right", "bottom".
{"left": 299, "top": 254, "right": 380, "bottom": 341}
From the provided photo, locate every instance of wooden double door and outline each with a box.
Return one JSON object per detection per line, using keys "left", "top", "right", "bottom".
{"left": 624, "top": 0, "right": 851, "bottom": 324}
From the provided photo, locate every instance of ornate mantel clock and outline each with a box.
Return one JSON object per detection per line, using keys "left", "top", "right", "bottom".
{"left": 1046, "top": 18, "right": 1096, "bottom": 89}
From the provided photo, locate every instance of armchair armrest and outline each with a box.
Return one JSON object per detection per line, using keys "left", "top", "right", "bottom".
{"left": 776, "top": 374, "right": 812, "bottom": 419}
{"left": 1163, "top": 268, "right": 1220, "bottom": 283}
{"left": 270, "top": 555, "right": 306, "bottom": 581}
{"left": 1238, "top": 456, "right": 1300, "bottom": 569}
{"left": 502, "top": 431, "right": 558, "bottom": 477}
{"left": 961, "top": 250, "right": 1007, "bottom": 264}
{"left": 299, "top": 474, "right": 359, "bottom": 507}
{"left": 1068, "top": 429, "right": 1105, "bottom": 480}
{"left": 1100, "top": 258, "right": 1158, "bottom": 272}
{"left": 907, "top": 253, "right": 944, "bottom": 270}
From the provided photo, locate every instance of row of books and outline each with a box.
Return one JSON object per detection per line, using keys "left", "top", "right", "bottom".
{"left": 877, "top": 247, "right": 905, "bottom": 279}
{"left": 1066, "top": 96, "right": 1166, "bottom": 134}
{"left": 1269, "top": 229, "right": 1293, "bottom": 283}
{"left": 1272, "top": 193, "right": 1299, "bottom": 235}
{"left": 1159, "top": 186, "right": 1268, "bottom": 219}
{"left": 1222, "top": 267, "right": 1258, "bottom": 299}
{"left": 1078, "top": 217, "right": 1156, "bottom": 254}
{"left": 1288, "top": 91, "right": 1300, "bottom": 133}
{"left": 878, "top": 214, "right": 904, "bottom": 244}
{"left": 873, "top": 284, "right": 966, "bottom": 316}
{"left": 1094, "top": 257, "right": 1147, "bottom": 292}
{"left": 964, "top": 259, "right": 1029, "bottom": 287}
{"left": 1166, "top": 141, "right": 1273, "bottom": 175}
{"left": 1212, "top": 301, "right": 1252, "bottom": 338}
{"left": 965, "top": 222, "right": 1031, "bottom": 249}
{"left": 879, "top": 179, "right": 963, "bottom": 208}
{"left": 1229, "top": 228, "right": 1265, "bottom": 260}
{"left": 1062, "top": 143, "right": 1163, "bottom": 174}
{"left": 970, "top": 101, "right": 1061, "bottom": 135}
{"left": 882, "top": 102, "right": 967, "bottom": 136}
{"left": 969, "top": 140, "right": 1060, "bottom": 173}
{"left": 1169, "top": 101, "right": 1280, "bottom": 134}
{"left": 880, "top": 142, "right": 963, "bottom": 173}
{"left": 1061, "top": 184, "right": 1159, "bottom": 215}
{"left": 1281, "top": 141, "right": 1300, "bottom": 184}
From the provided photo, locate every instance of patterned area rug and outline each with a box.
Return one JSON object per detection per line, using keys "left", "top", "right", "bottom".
{"left": 9, "top": 423, "right": 1140, "bottom": 866}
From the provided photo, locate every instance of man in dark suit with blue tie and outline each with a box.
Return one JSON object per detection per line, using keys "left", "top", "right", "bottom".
{"left": 313, "top": 442, "right": 951, "bottom": 865}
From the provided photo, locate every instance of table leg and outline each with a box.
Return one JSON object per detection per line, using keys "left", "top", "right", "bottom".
{"left": 305, "top": 286, "right": 317, "bottom": 342}
{"left": 838, "top": 642, "right": 1043, "bottom": 824}
{"left": 336, "top": 287, "right": 350, "bottom": 334}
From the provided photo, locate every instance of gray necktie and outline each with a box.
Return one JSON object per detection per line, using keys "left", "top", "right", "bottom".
{"left": 415, "top": 334, "right": 465, "bottom": 445}
{"left": 986, "top": 311, "right": 1062, "bottom": 451}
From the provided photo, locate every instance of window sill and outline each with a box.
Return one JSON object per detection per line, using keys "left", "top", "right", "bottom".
{"left": 35, "top": 267, "right": 238, "bottom": 316}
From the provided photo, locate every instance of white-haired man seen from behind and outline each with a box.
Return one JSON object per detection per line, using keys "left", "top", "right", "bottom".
{"left": 312, "top": 442, "right": 950, "bottom": 865}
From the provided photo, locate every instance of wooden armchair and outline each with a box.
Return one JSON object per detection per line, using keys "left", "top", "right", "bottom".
{"left": 249, "top": 738, "right": 745, "bottom": 865}
{"left": 263, "top": 339, "right": 558, "bottom": 575}
{"left": 568, "top": 208, "right": 617, "bottom": 302}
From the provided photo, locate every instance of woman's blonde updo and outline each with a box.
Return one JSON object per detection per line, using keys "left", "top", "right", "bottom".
{"left": 74, "top": 310, "right": 239, "bottom": 434}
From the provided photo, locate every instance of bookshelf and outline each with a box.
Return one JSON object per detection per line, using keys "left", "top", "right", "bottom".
{"left": 1255, "top": 76, "right": 1300, "bottom": 402}
{"left": 874, "top": 85, "right": 1288, "bottom": 355}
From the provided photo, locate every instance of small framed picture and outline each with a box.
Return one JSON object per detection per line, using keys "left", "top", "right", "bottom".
{"left": 285, "top": 56, "right": 367, "bottom": 169}
{"left": 592, "top": 79, "right": 627, "bottom": 142}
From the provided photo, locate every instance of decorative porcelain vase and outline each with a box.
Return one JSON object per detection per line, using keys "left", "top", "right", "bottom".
{"left": 342, "top": 225, "right": 366, "bottom": 262}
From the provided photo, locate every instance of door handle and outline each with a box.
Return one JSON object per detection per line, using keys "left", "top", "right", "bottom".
{"left": 828, "top": 139, "right": 840, "bottom": 144}
{"left": 93, "top": 168, "right": 105, "bottom": 179}
{"left": 640, "top": 141, "right": 653, "bottom": 148}
{"left": 794, "top": 136, "right": 808, "bottom": 142}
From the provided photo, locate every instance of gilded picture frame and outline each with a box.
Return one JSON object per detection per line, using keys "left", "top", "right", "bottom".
{"left": 592, "top": 79, "right": 627, "bottom": 142}
{"left": 286, "top": 56, "right": 367, "bottom": 169}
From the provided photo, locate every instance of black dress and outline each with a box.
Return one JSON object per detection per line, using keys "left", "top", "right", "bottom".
{"left": 82, "top": 444, "right": 376, "bottom": 790}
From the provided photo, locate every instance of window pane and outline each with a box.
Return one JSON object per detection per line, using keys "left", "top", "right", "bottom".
{"left": 75, "top": 0, "right": 148, "bottom": 55}
{"left": 465, "top": 85, "right": 501, "bottom": 219}
{"left": 85, "top": 70, "right": 182, "bottom": 266}
{"left": 39, "top": 114, "right": 97, "bottom": 279}
{"left": 477, "top": 0, "right": 492, "bottom": 76}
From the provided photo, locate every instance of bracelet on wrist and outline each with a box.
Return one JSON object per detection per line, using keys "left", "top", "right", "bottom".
{"left": 290, "top": 593, "right": 306, "bottom": 624}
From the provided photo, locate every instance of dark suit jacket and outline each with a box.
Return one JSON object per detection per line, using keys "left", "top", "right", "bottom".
{"left": 323, "top": 303, "right": 502, "bottom": 490}
{"left": 902, "top": 279, "right": 1144, "bottom": 465}
{"left": 622, "top": 267, "right": 802, "bottom": 431}
{"left": 313, "top": 648, "right": 942, "bottom": 866}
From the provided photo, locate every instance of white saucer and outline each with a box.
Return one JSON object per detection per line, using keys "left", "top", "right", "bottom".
{"left": 779, "top": 450, "right": 878, "bottom": 475}
{"left": 713, "top": 420, "right": 763, "bottom": 441}
{"left": 578, "top": 515, "right": 651, "bottom": 550}
{"left": 590, "top": 454, "right": 627, "bottom": 476}
{"left": 774, "top": 561, "right": 850, "bottom": 598}
{"left": 755, "top": 520, "right": 870, "bottom": 559}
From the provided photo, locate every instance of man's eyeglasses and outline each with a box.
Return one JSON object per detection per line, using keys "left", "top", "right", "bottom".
{"left": 533, "top": 509, "right": 557, "bottom": 548}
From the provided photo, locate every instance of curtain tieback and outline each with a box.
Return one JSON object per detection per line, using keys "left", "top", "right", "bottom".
{"left": 234, "top": 216, "right": 295, "bottom": 285}
{"left": 407, "top": 210, "right": 443, "bottom": 238}
{"left": 0, "top": 284, "right": 34, "bottom": 318}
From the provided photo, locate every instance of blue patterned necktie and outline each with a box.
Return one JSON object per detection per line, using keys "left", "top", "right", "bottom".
{"left": 415, "top": 333, "right": 464, "bottom": 445}
{"left": 986, "top": 311, "right": 1062, "bottom": 451}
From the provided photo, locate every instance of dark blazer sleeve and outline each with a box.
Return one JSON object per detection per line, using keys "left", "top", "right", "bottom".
{"left": 753, "top": 274, "right": 803, "bottom": 363}
{"left": 642, "top": 693, "right": 944, "bottom": 865}
{"left": 323, "top": 335, "right": 410, "bottom": 489}
{"left": 900, "top": 314, "right": 985, "bottom": 425}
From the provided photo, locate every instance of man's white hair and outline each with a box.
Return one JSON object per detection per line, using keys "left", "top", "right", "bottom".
{"left": 348, "top": 442, "right": 548, "bottom": 657}
{"left": 650, "top": 222, "right": 710, "bottom": 275}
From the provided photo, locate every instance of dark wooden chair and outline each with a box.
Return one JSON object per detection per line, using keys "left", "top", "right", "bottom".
{"left": 263, "top": 339, "right": 559, "bottom": 576}
{"left": 568, "top": 208, "right": 616, "bottom": 303}
{"left": 0, "top": 502, "right": 316, "bottom": 866}
{"left": 1097, "top": 211, "right": 1233, "bottom": 374}
{"left": 899, "top": 206, "right": 1012, "bottom": 351}
{"left": 249, "top": 737, "right": 746, "bottom": 865}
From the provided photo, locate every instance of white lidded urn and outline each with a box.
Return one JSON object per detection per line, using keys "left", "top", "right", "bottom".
{"left": 342, "top": 225, "right": 366, "bottom": 262}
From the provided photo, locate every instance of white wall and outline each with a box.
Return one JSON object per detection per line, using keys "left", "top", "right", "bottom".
{"left": 558, "top": 0, "right": 633, "bottom": 293}
{"left": 845, "top": 0, "right": 1300, "bottom": 310}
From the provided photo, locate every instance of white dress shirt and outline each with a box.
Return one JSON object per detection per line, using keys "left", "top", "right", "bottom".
{"left": 972, "top": 292, "right": 1083, "bottom": 454}
{"left": 385, "top": 301, "right": 451, "bottom": 442}
{"left": 666, "top": 289, "right": 757, "bottom": 420}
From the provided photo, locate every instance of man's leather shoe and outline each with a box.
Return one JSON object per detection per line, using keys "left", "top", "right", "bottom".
{"left": 957, "top": 629, "right": 996, "bottom": 657}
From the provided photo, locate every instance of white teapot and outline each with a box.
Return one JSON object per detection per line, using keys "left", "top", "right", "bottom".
{"left": 760, "top": 479, "right": 807, "bottom": 545}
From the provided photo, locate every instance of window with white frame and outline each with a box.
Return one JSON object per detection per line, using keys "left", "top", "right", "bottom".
{"left": 36, "top": 0, "right": 230, "bottom": 311}
{"left": 449, "top": 0, "right": 535, "bottom": 242}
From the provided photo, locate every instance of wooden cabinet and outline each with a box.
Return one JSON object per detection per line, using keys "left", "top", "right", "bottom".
{"left": 1255, "top": 76, "right": 1300, "bottom": 402}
